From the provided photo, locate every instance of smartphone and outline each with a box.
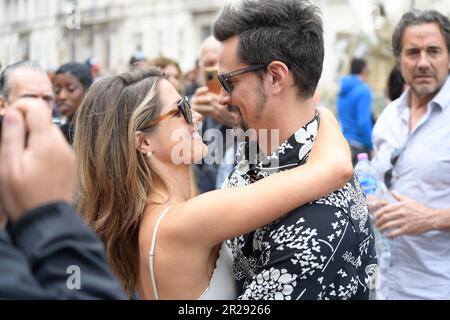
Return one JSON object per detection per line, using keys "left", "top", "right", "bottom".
{"left": 204, "top": 66, "right": 222, "bottom": 95}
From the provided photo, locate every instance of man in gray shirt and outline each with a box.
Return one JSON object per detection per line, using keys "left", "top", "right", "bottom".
{"left": 372, "top": 9, "right": 450, "bottom": 299}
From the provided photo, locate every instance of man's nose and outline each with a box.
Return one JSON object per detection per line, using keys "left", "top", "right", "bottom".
{"left": 218, "top": 87, "right": 230, "bottom": 106}
{"left": 418, "top": 51, "right": 432, "bottom": 69}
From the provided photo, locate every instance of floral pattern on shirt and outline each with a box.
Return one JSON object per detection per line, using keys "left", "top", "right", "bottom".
{"left": 224, "top": 112, "right": 378, "bottom": 300}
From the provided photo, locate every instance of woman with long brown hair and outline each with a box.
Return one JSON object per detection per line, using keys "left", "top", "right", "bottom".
{"left": 74, "top": 67, "right": 353, "bottom": 299}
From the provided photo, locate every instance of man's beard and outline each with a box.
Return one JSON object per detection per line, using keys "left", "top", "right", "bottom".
{"left": 411, "top": 82, "right": 441, "bottom": 100}
{"left": 230, "top": 84, "right": 268, "bottom": 131}
{"left": 410, "top": 70, "right": 443, "bottom": 100}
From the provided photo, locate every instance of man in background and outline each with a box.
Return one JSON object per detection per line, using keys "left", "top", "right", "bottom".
{"left": 337, "top": 57, "right": 374, "bottom": 165}
{"left": 191, "top": 36, "right": 235, "bottom": 193}
{"left": 372, "top": 9, "right": 450, "bottom": 300}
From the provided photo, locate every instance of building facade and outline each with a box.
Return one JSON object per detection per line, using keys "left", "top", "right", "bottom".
{"left": 0, "top": 0, "right": 225, "bottom": 73}
{"left": 1, "top": 0, "right": 449, "bottom": 95}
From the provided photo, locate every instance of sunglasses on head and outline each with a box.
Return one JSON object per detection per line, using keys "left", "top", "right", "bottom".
{"left": 218, "top": 64, "right": 268, "bottom": 93}
{"left": 143, "top": 96, "right": 193, "bottom": 130}
{"left": 384, "top": 147, "right": 404, "bottom": 190}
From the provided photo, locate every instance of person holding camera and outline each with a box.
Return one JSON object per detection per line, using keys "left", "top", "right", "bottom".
{"left": 191, "top": 36, "right": 236, "bottom": 193}
{"left": 0, "top": 98, "right": 126, "bottom": 299}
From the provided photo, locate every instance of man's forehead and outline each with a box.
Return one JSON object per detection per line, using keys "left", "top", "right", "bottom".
{"left": 218, "top": 38, "right": 240, "bottom": 72}
{"left": 10, "top": 68, "right": 52, "bottom": 92}
{"left": 403, "top": 23, "right": 446, "bottom": 45}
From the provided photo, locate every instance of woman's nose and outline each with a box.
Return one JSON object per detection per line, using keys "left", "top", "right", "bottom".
{"left": 192, "top": 108, "right": 203, "bottom": 124}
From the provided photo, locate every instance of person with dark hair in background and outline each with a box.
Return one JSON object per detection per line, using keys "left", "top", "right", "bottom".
{"left": 53, "top": 63, "right": 93, "bottom": 144}
{"left": 337, "top": 57, "right": 374, "bottom": 165}
{"left": 0, "top": 98, "right": 125, "bottom": 299}
{"left": 371, "top": 9, "right": 450, "bottom": 300}
{"left": 214, "top": 0, "right": 376, "bottom": 300}
{"left": 386, "top": 65, "right": 406, "bottom": 102}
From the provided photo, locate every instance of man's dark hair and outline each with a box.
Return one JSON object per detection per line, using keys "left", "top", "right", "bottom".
{"left": 0, "top": 60, "right": 46, "bottom": 98}
{"left": 55, "top": 62, "right": 93, "bottom": 91}
{"left": 350, "top": 58, "right": 367, "bottom": 75}
{"left": 392, "top": 9, "right": 450, "bottom": 58}
{"left": 213, "top": 0, "right": 324, "bottom": 98}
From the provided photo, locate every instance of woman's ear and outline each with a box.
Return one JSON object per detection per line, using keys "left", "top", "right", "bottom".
{"left": 135, "top": 131, "right": 153, "bottom": 156}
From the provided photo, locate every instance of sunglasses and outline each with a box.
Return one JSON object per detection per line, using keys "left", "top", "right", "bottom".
{"left": 384, "top": 147, "right": 404, "bottom": 189}
{"left": 218, "top": 64, "right": 268, "bottom": 93}
{"left": 143, "top": 96, "right": 193, "bottom": 130}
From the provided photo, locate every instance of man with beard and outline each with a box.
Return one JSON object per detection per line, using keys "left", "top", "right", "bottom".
{"left": 370, "top": 10, "right": 450, "bottom": 300}
{"left": 214, "top": 0, "right": 377, "bottom": 300}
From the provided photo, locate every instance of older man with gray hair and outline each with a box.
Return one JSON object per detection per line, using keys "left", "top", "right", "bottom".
{"left": 0, "top": 61, "right": 54, "bottom": 111}
{"left": 372, "top": 9, "right": 450, "bottom": 300}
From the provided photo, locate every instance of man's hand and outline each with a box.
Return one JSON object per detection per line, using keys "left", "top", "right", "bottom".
{"left": 366, "top": 195, "right": 388, "bottom": 214}
{"left": 0, "top": 98, "right": 76, "bottom": 223}
{"left": 191, "top": 86, "right": 234, "bottom": 128}
{"left": 374, "top": 192, "right": 437, "bottom": 238}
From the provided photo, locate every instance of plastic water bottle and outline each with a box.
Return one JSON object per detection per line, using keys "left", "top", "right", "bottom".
{"left": 354, "top": 153, "right": 391, "bottom": 260}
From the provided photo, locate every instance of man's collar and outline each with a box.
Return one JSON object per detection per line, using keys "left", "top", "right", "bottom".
{"left": 432, "top": 75, "right": 450, "bottom": 111}
{"left": 244, "top": 111, "right": 320, "bottom": 182}
{"left": 396, "top": 75, "right": 450, "bottom": 115}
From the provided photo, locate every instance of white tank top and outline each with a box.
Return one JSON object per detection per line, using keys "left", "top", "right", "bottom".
{"left": 149, "top": 207, "right": 238, "bottom": 300}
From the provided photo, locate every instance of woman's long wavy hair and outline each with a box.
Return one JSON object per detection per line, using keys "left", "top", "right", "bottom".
{"left": 73, "top": 67, "right": 166, "bottom": 296}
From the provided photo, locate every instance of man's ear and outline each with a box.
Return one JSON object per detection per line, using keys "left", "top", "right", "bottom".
{"left": 266, "top": 61, "right": 290, "bottom": 94}
{"left": 135, "top": 131, "right": 154, "bottom": 156}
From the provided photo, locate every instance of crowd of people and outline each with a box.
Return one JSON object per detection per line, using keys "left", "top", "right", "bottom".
{"left": 0, "top": 0, "right": 449, "bottom": 300}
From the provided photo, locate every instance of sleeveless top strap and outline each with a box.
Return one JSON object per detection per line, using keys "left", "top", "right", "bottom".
{"left": 149, "top": 206, "right": 171, "bottom": 300}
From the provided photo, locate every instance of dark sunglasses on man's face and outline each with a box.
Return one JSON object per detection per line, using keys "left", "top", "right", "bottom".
{"left": 144, "top": 96, "right": 193, "bottom": 129}
{"left": 384, "top": 147, "right": 404, "bottom": 189}
{"left": 218, "top": 64, "right": 268, "bottom": 93}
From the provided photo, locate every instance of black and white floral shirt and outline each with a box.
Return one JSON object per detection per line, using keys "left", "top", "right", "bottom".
{"left": 223, "top": 112, "right": 377, "bottom": 300}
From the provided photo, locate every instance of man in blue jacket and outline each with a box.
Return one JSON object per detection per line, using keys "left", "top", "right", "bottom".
{"left": 337, "top": 58, "right": 374, "bottom": 165}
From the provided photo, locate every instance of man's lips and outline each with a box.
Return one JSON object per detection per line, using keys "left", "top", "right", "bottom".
{"left": 414, "top": 74, "right": 435, "bottom": 80}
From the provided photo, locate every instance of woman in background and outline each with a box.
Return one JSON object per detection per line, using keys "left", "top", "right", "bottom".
{"left": 53, "top": 63, "right": 92, "bottom": 144}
